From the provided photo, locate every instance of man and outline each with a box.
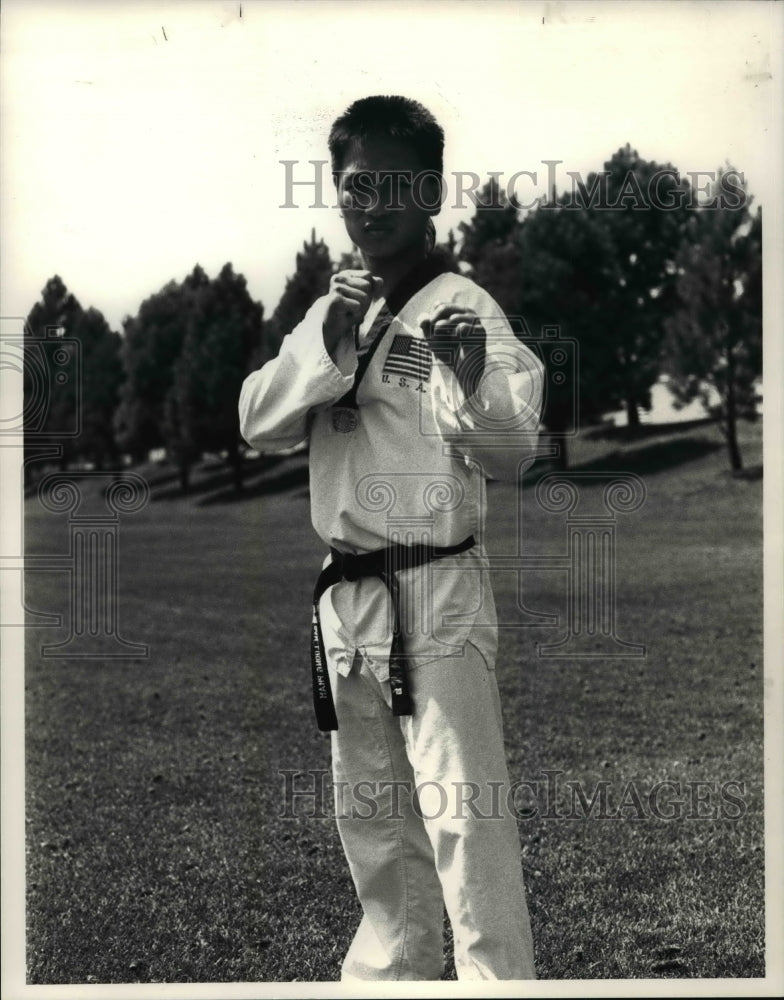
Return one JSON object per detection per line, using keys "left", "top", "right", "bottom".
{"left": 240, "top": 95, "right": 543, "bottom": 981}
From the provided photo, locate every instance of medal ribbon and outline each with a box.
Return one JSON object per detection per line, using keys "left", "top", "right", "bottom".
{"left": 332, "top": 254, "right": 455, "bottom": 414}
{"left": 312, "top": 253, "right": 461, "bottom": 730}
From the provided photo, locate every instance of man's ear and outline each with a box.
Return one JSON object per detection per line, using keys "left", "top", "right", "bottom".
{"left": 333, "top": 172, "right": 345, "bottom": 218}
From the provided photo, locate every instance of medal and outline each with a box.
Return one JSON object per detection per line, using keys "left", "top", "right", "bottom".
{"left": 331, "top": 407, "right": 359, "bottom": 433}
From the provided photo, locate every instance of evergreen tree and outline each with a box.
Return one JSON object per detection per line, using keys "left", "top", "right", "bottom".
{"left": 70, "top": 307, "right": 125, "bottom": 470}
{"left": 262, "top": 230, "right": 333, "bottom": 364}
{"left": 114, "top": 266, "right": 208, "bottom": 462}
{"left": 457, "top": 155, "right": 694, "bottom": 465}
{"left": 458, "top": 178, "right": 521, "bottom": 269}
{"left": 24, "top": 276, "right": 83, "bottom": 470}
{"left": 163, "top": 263, "right": 263, "bottom": 491}
{"left": 335, "top": 247, "right": 364, "bottom": 272}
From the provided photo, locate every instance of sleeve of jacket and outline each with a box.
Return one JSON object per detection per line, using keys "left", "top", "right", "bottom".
{"left": 428, "top": 281, "right": 545, "bottom": 482}
{"left": 238, "top": 295, "right": 358, "bottom": 453}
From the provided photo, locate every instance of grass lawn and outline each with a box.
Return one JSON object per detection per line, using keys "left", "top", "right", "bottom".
{"left": 23, "top": 418, "right": 764, "bottom": 983}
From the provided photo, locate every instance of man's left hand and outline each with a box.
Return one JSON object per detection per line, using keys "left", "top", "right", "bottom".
{"left": 420, "top": 302, "right": 487, "bottom": 400}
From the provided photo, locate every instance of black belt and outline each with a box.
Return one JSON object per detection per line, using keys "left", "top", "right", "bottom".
{"left": 310, "top": 535, "right": 476, "bottom": 731}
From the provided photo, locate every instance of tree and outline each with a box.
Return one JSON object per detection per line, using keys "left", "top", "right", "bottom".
{"left": 114, "top": 266, "right": 209, "bottom": 462}
{"left": 458, "top": 179, "right": 523, "bottom": 306}
{"left": 457, "top": 153, "right": 696, "bottom": 466}
{"left": 431, "top": 227, "right": 461, "bottom": 273}
{"left": 24, "top": 276, "right": 83, "bottom": 470}
{"left": 512, "top": 196, "right": 646, "bottom": 467}
{"left": 261, "top": 229, "right": 333, "bottom": 365}
{"left": 335, "top": 247, "right": 364, "bottom": 272}
{"left": 580, "top": 145, "right": 693, "bottom": 426}
{"left": 458, "top": 178, "right": 521, "bottom": 269}
{"left": 116, "top": 263, "right": 263, "bottom": 488}
{"left": 24, "top": 280, "right": 126, "bottom": 473}
{"left": 458, "top": 181, "right": 622, "bottom": 467}
{"left": 163, "top": 264, "right": 263, "bottom": 491}
{"left": 70, "top": 308, "right": 125, "bottom": 470}
{"left": 664, "top": 175, "right": 761, "bottom": 472}
{"left": 161, "top": 370, "right": 200, "bottom": 493}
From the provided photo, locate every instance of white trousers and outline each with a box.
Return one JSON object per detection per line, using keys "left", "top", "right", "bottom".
{"left": 329, "top": 643, "right": 536, "bottom": 981}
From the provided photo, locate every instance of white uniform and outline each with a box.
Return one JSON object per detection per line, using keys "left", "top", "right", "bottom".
{"left": 240, "top": 270, "right": 544, "bottom": 980}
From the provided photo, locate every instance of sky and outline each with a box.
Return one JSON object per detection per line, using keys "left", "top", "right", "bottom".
{"left": 1, "top": 0, "right": 781, "bottom": 333}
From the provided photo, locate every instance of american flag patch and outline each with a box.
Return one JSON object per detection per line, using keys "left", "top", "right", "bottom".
{"left": 382, "top": 335, "right": 432, "bottom": 382}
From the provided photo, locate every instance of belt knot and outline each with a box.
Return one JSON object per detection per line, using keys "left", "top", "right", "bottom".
{"left": 340, "top": 553, "right": 363, "bottom": 582}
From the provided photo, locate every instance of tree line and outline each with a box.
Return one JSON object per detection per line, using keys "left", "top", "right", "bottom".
{"left": 457, "top": 147, "right": 761, "bottom": 470}
{"left": 24, "top": 144, "right": 762, "bottom": 488}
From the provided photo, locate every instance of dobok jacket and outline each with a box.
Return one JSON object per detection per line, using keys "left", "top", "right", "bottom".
{"left": 239, "top": 271, "right": 544, "bottom": 682}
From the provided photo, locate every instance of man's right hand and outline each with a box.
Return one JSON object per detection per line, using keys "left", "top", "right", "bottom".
{"left": 323, "top": 270, "right": 382, "bottom": 360}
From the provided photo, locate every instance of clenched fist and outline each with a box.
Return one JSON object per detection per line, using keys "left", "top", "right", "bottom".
{"left": 420, "top": 301, "right": 487, "bottom": 399}
{"left": 323, "top": 270, "right": 383, "bottom": 360}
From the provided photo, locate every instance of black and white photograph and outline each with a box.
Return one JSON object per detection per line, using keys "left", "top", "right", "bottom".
{"left": 1, "top": 0, "right": 782, "bottom": 995}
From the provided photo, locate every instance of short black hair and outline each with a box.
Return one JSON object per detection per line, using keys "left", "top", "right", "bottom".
{"left": 328, "top": 95, "right": 444, "bottom": 177}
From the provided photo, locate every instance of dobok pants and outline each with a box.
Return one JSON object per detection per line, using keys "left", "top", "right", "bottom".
{"left": 329, "top": 642, "right": 536, "bottom": 981}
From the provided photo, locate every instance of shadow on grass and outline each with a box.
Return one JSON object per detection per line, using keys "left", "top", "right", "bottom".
{"left": 571, "top": 435, "right": 725, "bottom": 476}
{"left": 582, "top": 416, "right": 716, "bottom": 443}
{"left": 23, "top": 456, "right": 289, "bottom": 503}
{"left": 518, "top": 433, "right": 727, "bottom": 490}
{"left": 25, "top": 421, "right": 742, "bottom": 507}
{"left": 197, "top": 462, "right": 310, "bottom": 505}
{"left": 151, "top": 456, "right": 286, "bottom": 502}
{"left": 212, "top": 434, "right": 728, "bottom": 503}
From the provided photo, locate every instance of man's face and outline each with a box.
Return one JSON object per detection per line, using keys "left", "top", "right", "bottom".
{"left": 335, "top": 135, "right": 441, "bottom": 259}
